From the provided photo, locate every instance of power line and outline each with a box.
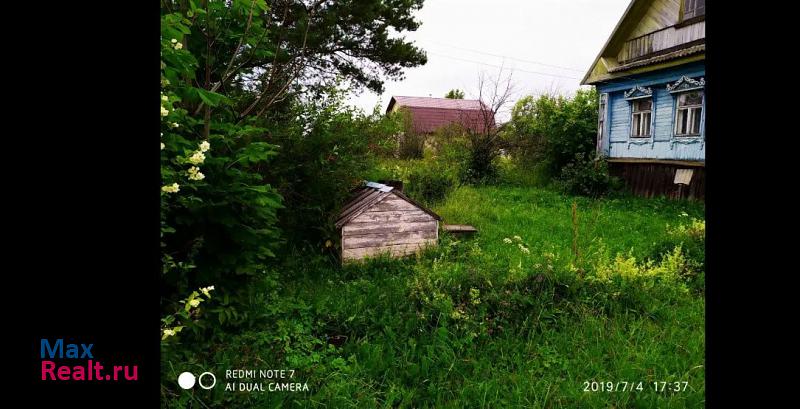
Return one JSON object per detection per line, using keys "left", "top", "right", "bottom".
{"left": 426, "top": 40, "right": 587, "bottom": 73}
{"left": 426, "top": 51, "right": 581, "bottom": 80}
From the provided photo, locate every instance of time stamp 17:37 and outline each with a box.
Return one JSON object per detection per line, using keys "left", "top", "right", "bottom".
{"left": 583, "top": 381, "right": 690, "bottom": 393}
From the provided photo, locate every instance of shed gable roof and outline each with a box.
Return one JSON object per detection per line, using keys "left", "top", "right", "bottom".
{"left": 335, "top": 181, "right": 441, "bottom": 229}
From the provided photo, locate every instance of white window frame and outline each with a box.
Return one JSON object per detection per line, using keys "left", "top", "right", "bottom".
{"left": 682, "top": 0, "right": 705, "bottom": 20}
{"left": 597, "top": 93, "right": 608, "bottom": 153}
{"left": 673, "top": 91, "right": 704, "bottom": 137}
{"left": 630, "top": 97, "right": 653, "bottom": 138}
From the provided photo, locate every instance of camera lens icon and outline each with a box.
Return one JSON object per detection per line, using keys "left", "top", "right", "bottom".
{"left": 178, "top": 371, "right": 216, "bottom": 390}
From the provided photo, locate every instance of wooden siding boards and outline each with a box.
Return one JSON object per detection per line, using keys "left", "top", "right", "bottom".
{"left": 342, "top": 241, "right": 438, "bottom": 260}
{"left": 599, "top": 62, "right": 704, "bottom": 162}
{"left": 619, "top": 20, "right": 704, "bottom": 62}
{"left": 582, "top": 0, "right": 704, "bottom": 85}
{"left": 584, "top": 0, "right": 705, "bottom": 200}
{"left": 610, "top": 162, "right": 704, "bottom": 200}
{"left": 337, "top": 182, "right": 441, "bottom": 262}
{"left": 628, "top": 0, "right": 681, "bottom": 38}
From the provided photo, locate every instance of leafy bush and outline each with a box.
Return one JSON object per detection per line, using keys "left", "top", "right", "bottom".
{"left": 586, "top": 247, "right": 691, "bottom": 314}
{"left": 507, "top": 88, "right": 598, "bottom": 179}
{"left": 393, "top": 107, "right": 427, "bottom": 159}
{"left": 261, "top": 89, "right": 384, "bottom": 246}
{"left": 555, "top": 153, "right": 619, "bottom": 197}
{"left": 160, "top": 12, "right": 283, "bottom": 311}
{"left": 397, "top": 132, "right": 427, "bottom": 159}
{"left": 406, "top": 162, "right": 458, "bottom": 205}
{"left": 651, "top": 216, "right": 705, "bottom": 290}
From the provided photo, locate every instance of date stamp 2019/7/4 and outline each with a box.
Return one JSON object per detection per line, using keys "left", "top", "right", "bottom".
{"left": 583, "top": 381, "right": 690, "bottom": 393}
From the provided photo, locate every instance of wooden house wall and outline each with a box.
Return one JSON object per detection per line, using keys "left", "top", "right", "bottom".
{"left": 609, "top": 161, "right": 705, "bottom": 200}
{"left": 341, "top": 194, "right": 438, "bottom": 261}
{"left": 627, "top": 0, "right": 681, "bottom": 39}
{"left": 599, "top": 62, "right": 704, "bottom": 162}
{"left": 619, "top": 20, "right": 704, "bottom": 63}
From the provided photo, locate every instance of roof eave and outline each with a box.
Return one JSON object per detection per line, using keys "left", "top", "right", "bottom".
{"left": 588, "top": 53, "right": 705, "bottom": 85}
{"left": 581, "top": 0, "right": 641, "bottom": 85}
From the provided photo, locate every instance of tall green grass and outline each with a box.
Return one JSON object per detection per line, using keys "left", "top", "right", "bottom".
{"left": 166, "top": 184, "right": 704, "bottom": 409}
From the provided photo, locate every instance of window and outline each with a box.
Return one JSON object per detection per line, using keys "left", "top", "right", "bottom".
{"left": 674, "top": 91, "right": 703, "bottom": 136}
{"left": 683, "top": 0, "right": 705, "bottom": 20}
{"left": 597, "top": 93, "right": 607, "bottom": 151}
{"left": 630, "top": 98, "right": 652, "bottom": 138}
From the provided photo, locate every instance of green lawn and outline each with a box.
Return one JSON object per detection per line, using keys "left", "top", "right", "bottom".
{"left": 173, "top": 185, "right": 705, "bottom": 408}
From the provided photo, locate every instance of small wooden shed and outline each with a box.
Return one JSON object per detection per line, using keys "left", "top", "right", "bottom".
{"left": 335, "top": 181, "right": 441, "bottom": 262}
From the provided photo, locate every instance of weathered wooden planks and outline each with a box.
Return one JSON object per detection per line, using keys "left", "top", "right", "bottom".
{"left": 350, "top": 209, "right": 435, "bottom": 225}
{"left": 338, "top": 188, "right": 441, "bottom": 262}
{"left": 609, "top": 161, "right": 704, "bottom": 200}
{"left": 343, "top": 230, "right": 437, "bottom": 250}
{"left": 343, "top": 220, "right": 438, "bottom": 236}
{"left": 342, "top": 240, "right": 436, "bottom": 260}
{"left": 367, "top": 196, "right": 420, "bottom": 212}
{"left": 442, "top": 224, "right": 478, "bottom": 236}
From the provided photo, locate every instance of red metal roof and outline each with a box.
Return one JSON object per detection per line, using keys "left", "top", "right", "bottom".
{"left": 388, "top": 96, "right": 485, "bottom": 110}
{"left": 386, "top": 96, "right": 494, "bottom": 134}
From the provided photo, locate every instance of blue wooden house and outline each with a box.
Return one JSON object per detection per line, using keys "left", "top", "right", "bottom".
{"left": 582, "top": 0, "right": 705, "bottom": 199}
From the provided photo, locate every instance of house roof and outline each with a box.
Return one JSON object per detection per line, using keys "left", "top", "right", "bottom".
{"left": 386, "top": 96, "right": 493, "bottom": 134}
{"left": 334, "top": 181, "right": 441, "bottom": 229}
{"left": 581, "top": 0, "right": 705, "bottom": 85}
{"left": 387, "top": 96, "right": 485, "bottom": 111}
{"left": 607, "top": 44, "right": 704, "bottom": 73}
{"left": 581, "top": 0, "right": 641, "bottom": 85}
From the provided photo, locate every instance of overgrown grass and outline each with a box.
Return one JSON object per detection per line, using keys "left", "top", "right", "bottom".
{"left": 164, "top": 183, "right": 705, "bottom": 409}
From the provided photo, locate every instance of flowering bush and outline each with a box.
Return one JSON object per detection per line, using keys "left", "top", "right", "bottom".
{"left": 160, "top": 11, "right": 282, "bottom": 322}
{"left": 161, "top": 286, "right": 215, "bottom": 342}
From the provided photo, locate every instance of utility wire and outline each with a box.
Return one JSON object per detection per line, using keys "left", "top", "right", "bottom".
{"left": 425, "top": 40, "right": 587, "bottom": 73}
{"left": 426, "top": 51, "right": 581, "bottom": 80}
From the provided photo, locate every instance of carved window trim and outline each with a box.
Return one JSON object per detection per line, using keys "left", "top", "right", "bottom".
{"left": 667, "top": 75, "right": 705, "bottom": 94}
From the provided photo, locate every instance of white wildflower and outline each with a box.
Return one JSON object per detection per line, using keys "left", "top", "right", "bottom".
{"left": 160, "top": 106, "right": 169, "bottom": 117}
{"left": 161, "top": 183, "right": 180, "bottom": 193}
{"left": 503, "top": 238, "right": 512, "bottom": 244}
{"left": 168, "top": 122, "right": 180, "bottom": 129}
{"left": 188, "top": 151, "right": 205, "bottom": 165}
{"left": 518, "top": 243, "right": 530, "bottom": 254}
{"left": 173, "top": 42, "right": 183, "bottom": 50}
{"left": 189, "top": 299, "right": 201, "bottom": 308}
{"left": 170, "top": 38, "right": 177, "bottom": 44}
{"left": 187, "top": 166, "right": 205, "bottom": 181}
{"left": 513, "top": 235, "right": 522, "bottom": 242}
{"left": 200, "top": 286, "right": 215, "bottom": 297}
{"left": 198, "top": 140, "right": 210, "bottom": 152}
{"left": 160, "top": 142, "right": 165, "bottom": 150}
{"left": 162, "top": 329, "right": 176, "bottom": 337}
{"left": 161, "top": 95, "right": 168, "bottom": 102}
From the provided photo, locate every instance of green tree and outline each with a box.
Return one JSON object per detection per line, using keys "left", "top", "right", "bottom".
{"left": 508, "top": 88, "right": 598, "bottom": 177}
{"left": 160, "top": 10, "right": 283, "bottom": 309}
{"left": 445, "top": 88, "right": 465, "bottom": 99}
{"left": 162, "top": 0, "right": 427, "bottom": 129}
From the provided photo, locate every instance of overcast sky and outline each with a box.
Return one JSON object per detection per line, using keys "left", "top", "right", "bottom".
{"left": 346, "top": 0, "right": 631, "bottom": 120}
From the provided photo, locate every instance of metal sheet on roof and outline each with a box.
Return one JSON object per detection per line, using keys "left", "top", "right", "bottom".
{"left": 365, "top": 181, "right": 394, "bottom": 192}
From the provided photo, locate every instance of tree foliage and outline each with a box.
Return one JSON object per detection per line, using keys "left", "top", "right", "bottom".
{"left": 508, "top": 88, "right": 598, "bottom": 177}
{"left": 160, "top": 0, "right": 429, "bottom": 313}
{"left": 162, "top": 0, "right": 427, "bottom": 124}
{"left": 160, "top": 10, "right": 284, "bottom": 310}
{"left": 444, "top": 88, "right": 465, "bottom": 99}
